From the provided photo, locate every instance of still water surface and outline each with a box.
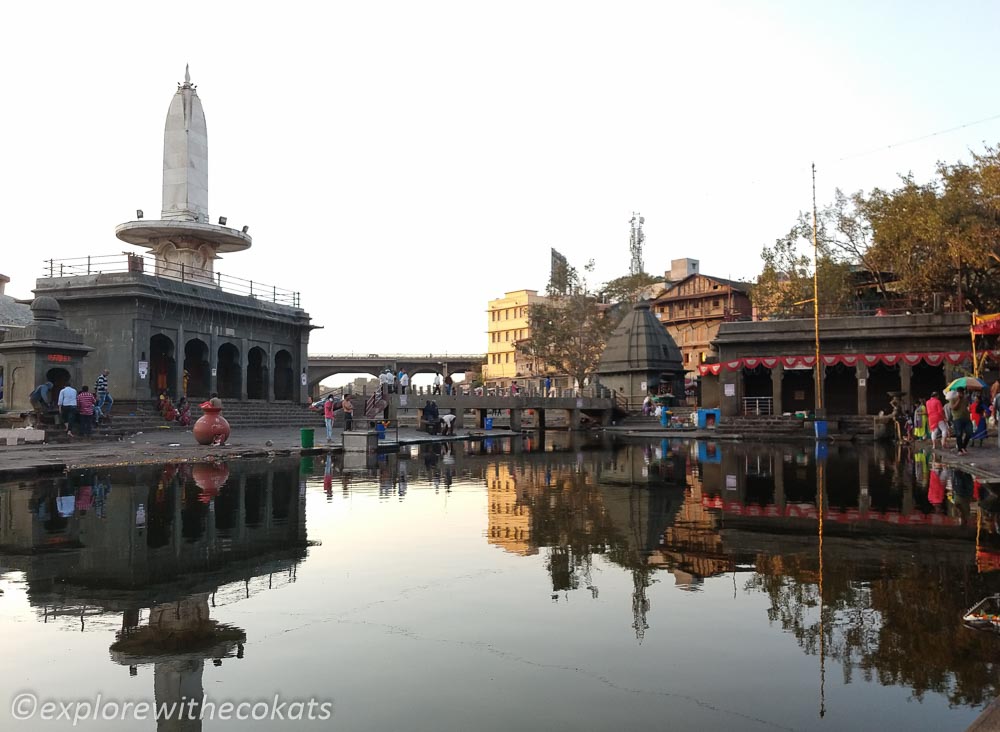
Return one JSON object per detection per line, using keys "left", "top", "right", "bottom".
{"left": 1, "top": 436, "right": 999, "bottom": 731}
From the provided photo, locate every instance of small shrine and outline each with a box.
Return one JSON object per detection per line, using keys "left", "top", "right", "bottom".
{"left": 597, "top": 300, "right": 684, "bottom": 406}
{"left": 0, "top": 296, "right": 92, "bottom": 412}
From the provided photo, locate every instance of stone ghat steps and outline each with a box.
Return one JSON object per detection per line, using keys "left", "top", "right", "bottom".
{"left": 95, "top": 400, "right": 325, "bottom": 434}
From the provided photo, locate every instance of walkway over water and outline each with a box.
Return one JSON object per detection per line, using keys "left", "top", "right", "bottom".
{"left": 307, "top": 353, "right": 484, "bottom": 391}
{"left": 386, "top": 392, "right": 617, "bottom": 429}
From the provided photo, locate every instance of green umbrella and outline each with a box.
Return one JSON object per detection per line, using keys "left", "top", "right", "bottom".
{"left": 945, "top": 376, "right": 988, "bottom": 392}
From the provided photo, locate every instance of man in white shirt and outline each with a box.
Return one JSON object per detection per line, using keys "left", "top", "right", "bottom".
{"left": 58, "top": 383, "right": 79, "bottom": 436}
{"left": 399, "top": 371, "right": 410, "bottom": 395}
{"left": 433, "top": 373, "right": 442, "bottom": 395}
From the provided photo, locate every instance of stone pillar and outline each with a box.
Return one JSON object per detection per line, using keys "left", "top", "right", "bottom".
{"left": 266, "top": 344, "right": 275, "bottom": 402}
{"left": 571, "top": 408, "right": 582, "bottom": 430}
{"left": 720, "top": 368, "right": 740, "bottom": 418}
{"left": 856, "top": 363, "right": 868, "bottom": 416}
{"left": 240, "top": 338, "right": 249, "bottom": 401}
{"left": 134, "top": 318, "right": 152, "bottom": 402}
{"left": 176, "top": 324, "right": 186, "bottom": 399}
{"left": 298, "top": 338, "right": 309, "bottom": 404}
{"left": 208, "top": 332, "right": 218, "bottom": 395}
{"left": 771, "top": 364, "right": 784, "bottom": 415}
{"left": 900, "top": 361, "right": 912, "bottom": 402}
{"left": 510, "top": 408, "right": 522, "bottom": 431}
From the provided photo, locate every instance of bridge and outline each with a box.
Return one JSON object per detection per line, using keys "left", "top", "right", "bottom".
{"left": 384, "top": 392, "right": 619, "bottom": 430}
{"left": 307, "top": 353, "right": 484, "bottom": 394}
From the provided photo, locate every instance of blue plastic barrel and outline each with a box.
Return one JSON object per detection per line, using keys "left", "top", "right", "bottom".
{"left": 814, "top": 420, "right": 828, "bottom": 439}
{"left": 485, "top": 417, "right": 493, "bottom": 430}
{"left": 375, "top": 423, "right": 386, "bottom": 440}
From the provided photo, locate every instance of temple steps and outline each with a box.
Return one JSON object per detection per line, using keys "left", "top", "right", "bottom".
{"left": 94, "top": 400, "right": 324, "bottom": 435}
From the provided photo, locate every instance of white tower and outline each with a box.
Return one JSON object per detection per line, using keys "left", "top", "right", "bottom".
{"left": 115, "top": 67, "right": 250, "bottom": 285}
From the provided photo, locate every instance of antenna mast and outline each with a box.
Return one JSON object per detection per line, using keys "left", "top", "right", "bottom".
{"left": 629, "top": 212, "right": 645, "bottom": 276}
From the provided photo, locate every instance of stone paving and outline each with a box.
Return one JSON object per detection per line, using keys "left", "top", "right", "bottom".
{"left": 0, "top": 424, "right": 517, "bottom": 478}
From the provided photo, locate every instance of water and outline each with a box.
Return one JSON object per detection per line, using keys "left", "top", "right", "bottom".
{"left": 1, "top": 436, "right": 999, "bottom": 731}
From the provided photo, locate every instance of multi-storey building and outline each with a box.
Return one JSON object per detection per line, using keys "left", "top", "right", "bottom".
{"left": 483, "top": 289, "right": 548, "bottom": 386}
{"left": 652, "top": 267, "right": 752, "bottom": 371}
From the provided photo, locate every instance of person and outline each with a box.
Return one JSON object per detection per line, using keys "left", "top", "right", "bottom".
{"left": 342, "top": 393, "right": 354, "bottom": 431}
{"left": 176, "top": 397, "right": 191, "bottom": 427}
{"left": 950, "top": 387, "right": 972, "bottom": 455}
{"left": 444, "top": 374, "right": 454, "bottom": 396}
{"left": 399, "top": 370, "right": 410, "bottom": 395}
{"left": 440, "top": 412, "right": 457, "bottom": 436}
{"left": 510, "top": 380, "right": 519, "bottom": 396}
{"left": 422, "top": 400, "right": 440, "bottom": 434}
{"left": 183, "top": 369, "right": 190, "bottom": 396}
{"left": 29, "top": 381, "right": 54, "bottom": 414}
{"left": 927, "top": 392, "right": 947, "bottom": 450}
{"left": 209, "top": 392, "right": 223, "bottom": 409}
{"left": 994, "top": 387, "right": 1000, "bottom": 449}
{"left": 544, "top": 376, "right": 552, "bottom": 397}
{"left": 380, "top": 368, "right": 394, "bottom": 395}
{"left": 912, "top": 398, "right": 927, "bottom": 440}
{"left": 162, "top": 396, "right": 177, "bottom": 422}
{"left": 972, "top": 393, "right": 990, "bottom": 447}
{"left": 58, "top": 381, "right": 79, "bottom": 436}
{"left": 433, "top": 373, "right": 442, "bottom": 395}
{"left": 76, "top": 385, "right": 96, "bottom": 437}
{"left": 642, "top": 394, "right": 654, "bottom": 417}
{"left": 95, "top": 369, "right": 112, "bottom": 420}
{"left": 323, "top": 394, "right": 337, "bottom": 442}
{"left": 889, "top": 395, "right": 907, "bottom": 442}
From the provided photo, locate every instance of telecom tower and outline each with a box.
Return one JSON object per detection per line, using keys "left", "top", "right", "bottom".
{"left": 629, "top": 212, "right": 645, "bottom": 276}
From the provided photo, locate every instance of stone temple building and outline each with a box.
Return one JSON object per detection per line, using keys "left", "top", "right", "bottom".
{"left": 597, "top": 300, "right": 685, "bottom": 408}
{"left": 33, "top": 68, "right": 313, "bottom": 407}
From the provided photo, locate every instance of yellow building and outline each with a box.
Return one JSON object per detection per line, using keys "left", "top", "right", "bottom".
{"left": 487, "top": 463, "right": 536, "bottom": 556}
{"left": 484, "top": 289, "right": 548, "bottom": 386}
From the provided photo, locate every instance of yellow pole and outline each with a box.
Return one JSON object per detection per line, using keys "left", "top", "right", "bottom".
{"left": 971, "top": 311, "right": 979, "bottom": 377}
{"left": 812, "top": 163, "right": 822, "bottom": 412}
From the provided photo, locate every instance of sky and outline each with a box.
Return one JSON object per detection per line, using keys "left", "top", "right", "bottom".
{"left": 3, "top": 1, "right": 1000, "bottom": 359}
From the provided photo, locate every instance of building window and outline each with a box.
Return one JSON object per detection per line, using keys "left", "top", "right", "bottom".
{"left": 505, "top": 353, "right": 510, "bottom": 363}
{"left": 713, "top": 298, "right": 720, "bottom": 307}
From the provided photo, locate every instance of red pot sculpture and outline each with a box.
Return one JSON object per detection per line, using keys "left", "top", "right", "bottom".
{"left": 193, "top": 406, "right": 231, "bottom": 446}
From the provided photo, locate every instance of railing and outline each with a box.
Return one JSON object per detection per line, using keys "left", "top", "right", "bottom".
{"left": 309, "top": 352, "right": 486, "bottom": 361}
{"left": 742, "top": 396, "right": 774, "bottom": 416}
{"left": 749, "top": 297, "right": 962, "bottom": 322}
{"left": 41, "top": 253, "right": 300, "bottom": 308}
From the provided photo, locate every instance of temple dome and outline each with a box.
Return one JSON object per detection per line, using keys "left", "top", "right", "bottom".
{"left": 30, "top": 295, "right": 61, "bottom": 322}
{"left": 598, "top": 300, "right": 683, "bottom": 377}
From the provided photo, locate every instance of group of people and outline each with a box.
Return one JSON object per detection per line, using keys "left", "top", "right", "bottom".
{"left": 323, "top": 393, "right": 354, "bottom": 442}
{"left": 29, "top": 369, "right": 113, "bottom": 438}
{"left": 379, "top": 369, "right": 411, "bottom": 395}
{"left": 421, "top": 400, "right": 457, "bottom": 435}
{"left": 156, "top": 390, "right": 192, "bottom": 426}
{"left": 431, "top": 373, "right": 455, "bottom": 395}
{"left": 903, "top": 386, "right": 1000, "bottom": 455}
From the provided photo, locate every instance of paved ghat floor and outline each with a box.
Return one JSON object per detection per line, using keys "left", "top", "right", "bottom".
{"left": 1, "top": 437, "right": 998, "bottom": 731}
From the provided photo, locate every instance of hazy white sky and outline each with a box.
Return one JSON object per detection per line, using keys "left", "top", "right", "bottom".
{"left": 3, "top": 1, "right": 1000, "bottom": 356}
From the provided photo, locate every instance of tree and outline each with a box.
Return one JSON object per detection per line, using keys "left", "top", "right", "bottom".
{"left": 518, "top": 263, "right": 615, "bottom": 389}
{"left": 599, "top": 272, "right": 663, "bottom": 304}
{"left": 751, "top": 213, "right": 855, "bottom": 318}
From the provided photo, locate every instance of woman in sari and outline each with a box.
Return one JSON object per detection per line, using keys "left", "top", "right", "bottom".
{"left": 913, "top": 399, "right": 927, "bottom": 440}
{"left": 971, "top": 393, "right": 989, "bottom": 446}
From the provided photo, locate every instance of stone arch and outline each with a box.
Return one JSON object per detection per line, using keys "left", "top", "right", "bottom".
{"left": 184, "top": 338, "right": 211, "bottom": 398}
{"left": 216, "top": 342, "right": 241, "bottom": 399}
{"left": 150, "top": 333, "right": 177, "bottom": 398}
{"left": 46, "top": 367, "right": 71, "bottom": 391}
{"left": 274, "top": 349, "right": 295, "bottom": 401}
{"left": 247, "top": 346, "right": 268, "bottom": 400}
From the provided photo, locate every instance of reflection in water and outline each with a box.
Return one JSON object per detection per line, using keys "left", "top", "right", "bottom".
{"left": 2, "top": 437, "right": 1000, "bottom": 729}
{"left": 0, "top": 459, "right": 308, "bottom": 731}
